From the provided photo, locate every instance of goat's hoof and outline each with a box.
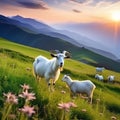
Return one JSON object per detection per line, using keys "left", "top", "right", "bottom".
{"left": 48, "top": 83, "right": 51, "bottom": 86}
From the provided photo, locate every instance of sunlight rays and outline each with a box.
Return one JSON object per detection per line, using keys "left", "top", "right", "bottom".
{"left": 111, "top": 11, "right": 120, "bottom": 22}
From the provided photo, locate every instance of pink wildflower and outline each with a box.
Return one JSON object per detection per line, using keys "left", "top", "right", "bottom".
{"left": 68, "top": 102, "right": 77, "bottom": 108}
{"left": 3, "top": 92, "right": 18, "bottom": 104}
{"left": 19, "top": 90, "right": 36, "bottom": 101}
{"left": 58, "top": 101, "right": 77, "bottom": 112}
{"left": 58, "top": 102, "right": 71, "bottom": 112}
{"left": 19, "top": 105, "right": 35, "bottom": 117}
{"left": 20, "top": 84, "right": 30, "bottom": 91}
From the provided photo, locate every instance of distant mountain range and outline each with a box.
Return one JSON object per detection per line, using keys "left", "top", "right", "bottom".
{"left": 12, "top": 15, "right": 54, "bottom": 31}
{"left": 53, "top": 22, "right": 120, "bottom": 60}
{"left": 11, "top": 15, "right": 80, "bottom": 47}
{"left": 12, "top": 15, "right": 119, "bottom": 61}
{"left": 0, "top": 15, "right": 80, "bottom": 52}
{"left": 0, "top": 14, "right": 120, "bottom": 72}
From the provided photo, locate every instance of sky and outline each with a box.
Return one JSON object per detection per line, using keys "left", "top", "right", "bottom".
{"left": 0, "top": 0, "right": 120, "bottom": 24}
{"left": 0, "top": 0, "right": 120, "bottom": 59}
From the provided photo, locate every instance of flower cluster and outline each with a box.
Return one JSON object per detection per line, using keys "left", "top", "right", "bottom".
{"left": 1, "top": 84, "right": 36, "bottom": 120}
{"left": 19, "top": 84, "right": 36, "bottom": 117}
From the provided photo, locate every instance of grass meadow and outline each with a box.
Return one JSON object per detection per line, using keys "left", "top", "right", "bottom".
{"left": 0, "top": 38, "right": 120, "bottom": 120}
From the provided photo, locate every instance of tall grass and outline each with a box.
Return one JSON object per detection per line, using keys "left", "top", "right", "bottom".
{"left": 0, "top": 43, "right": 120, "bottom": 119}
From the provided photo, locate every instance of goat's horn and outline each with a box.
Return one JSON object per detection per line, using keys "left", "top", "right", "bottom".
{"left": 63, "top": 51, "right": 71, "bottom": 58}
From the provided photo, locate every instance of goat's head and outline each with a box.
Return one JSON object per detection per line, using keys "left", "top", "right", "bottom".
{"left": 62, "top": 75, "right": 70, "bottom": 82}
{"left": 50, "top": 50, "right": 71, "bottom": 69}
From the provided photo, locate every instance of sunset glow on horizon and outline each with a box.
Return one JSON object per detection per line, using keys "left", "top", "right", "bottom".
{"left": 111, "top": 11, "right": 120, "bottom": 22}
{"left": 0, "top": 0, "right": 120, "bottom": 24}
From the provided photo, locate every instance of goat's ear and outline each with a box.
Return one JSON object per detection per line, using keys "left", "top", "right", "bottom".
{"left": 63, "top": 51, "right": 71, "bottom": 58}
{"left": 50, "top": 50, "right": 60, "bottom": 57}
{"left": 50, "top": 53, "right": 57, "bottom": 57}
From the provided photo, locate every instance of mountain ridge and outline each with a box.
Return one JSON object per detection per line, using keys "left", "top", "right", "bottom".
{"left": 11, "top": 15, "right": 82, "bottom": 47}
{"left": 0, "top": 14, "right": 120, "bottom": 72}
{"left": 53, "top": 22, "right": 120, "bottom": 60}
{"left": 11, "top": 15, "right": 119, "bottom": 61}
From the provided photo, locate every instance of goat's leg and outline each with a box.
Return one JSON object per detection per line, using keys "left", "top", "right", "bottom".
{"left": 52, "top": 78, "right": 58, "bottom": 91}
{"left": 36, "top": 75, "right": 41, "bottom": 82}
{"left": 51, "top": 79, "right": 56, "bottom": 92}
{"left": 88, "top": 93, "right": 93, "bottom": 104}
{"left": 46, "top": 79, "right": 51, "bottom": 92}
{"left": 70, "top": 92, "right": 76, "bottom": 99}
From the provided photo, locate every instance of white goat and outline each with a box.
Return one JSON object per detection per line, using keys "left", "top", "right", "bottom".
{"left": 96, "top": 67, "right": 105, "bottom": 73}
{"left": 95, "top": 74, "right": 104, "bottom": 81}
{"left": 62, "top": 75, "right": 96, "bottom": 104}
{"left": 33, "top": 50, "right": 71, "bottom": 90}
{"left": 108, "top": 75, "right": 115, "bottom": 82}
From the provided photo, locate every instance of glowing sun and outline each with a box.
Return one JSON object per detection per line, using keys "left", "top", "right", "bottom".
{"left": 111, "top": 11, "right": 120, "bottom": 22}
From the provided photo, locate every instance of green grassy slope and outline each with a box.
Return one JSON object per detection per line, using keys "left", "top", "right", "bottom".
{"left": 0, "top": 38, "right": 49, "bottom": 58}
{"left": 73, "top": 48, "right": 120, "bottom": 72}
{"left": 1, "top": 37, "right": 120, "bottom": 73}
{"left": 0, "top": 38, "right": 120, "bottom": 120}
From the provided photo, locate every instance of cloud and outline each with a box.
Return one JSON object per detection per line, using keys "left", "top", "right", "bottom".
{"left": 0, "top": 0, "right": 49, "bottom": 10}
{"left": 97, "top": 0, "right": 120, "bottom": 3}
{"left": 89, "top": 0, "right": 120, "bottom": 6}
{"left": 44, "top": 0, "right": 68, "bottom": 5}
{"left": 72, "top": 9, "right": 81, "bottom": 13}
{"left": 69, "top": 0, "right": 89, "bottom": 4}
{"left": 69, "top": 0, "right": 120, "bottom": 6}
{"left": 17, "top": 1, "right": 48, "bottom": 9}
{"left": 0, "top": 0, "right": 17, "bottom": 6}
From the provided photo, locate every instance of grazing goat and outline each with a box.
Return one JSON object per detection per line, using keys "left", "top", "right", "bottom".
{"left": 95, "top": 74, "right": 104, "bottom": 81}
{"left": 108, "top": 75, "right": 115, "bottom": 83}
{"left": 96, "top": 67, "right": 105, "bottom": 73}
{"left": 62, "top": 75, "right": 96, "bottom": 104}
{"left": 33, "top": 50, "right": 71, "bottom": 90}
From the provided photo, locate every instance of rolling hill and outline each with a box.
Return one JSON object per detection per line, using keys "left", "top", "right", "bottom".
{"left": 54, "top": 22, "right": 120, "bottom": 60}
{"left": 11, "top": 15, "right": 80, "bottom": 47}
{"left": 12, "top": 15, "right": 118, "bottom": 61}
{"left": 0, "top": 17, "right": 80, "bottom": 52}
{"left": 0, "top": 39, "right": 120, "bottom": 120}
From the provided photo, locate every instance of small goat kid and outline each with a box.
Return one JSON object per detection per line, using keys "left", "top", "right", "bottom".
{"left": 62, "top": 75, "right": 96, "bottom": 104}
{"left": 96, "top": 67, "right": 105, "bottom": 73}
{"left": 95, "top": 74, "right": 104, "bottom": 81}
{"left": 108, "top": 75, "right": 115, "bottom": 83}
{"left": 33, "top": 50, "right": 71, "bottom": 90}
